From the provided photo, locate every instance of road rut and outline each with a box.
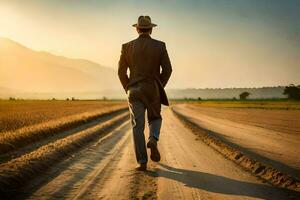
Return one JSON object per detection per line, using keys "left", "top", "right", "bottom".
{"left": 16, "top": 108, "right": 298, "bottom": 200}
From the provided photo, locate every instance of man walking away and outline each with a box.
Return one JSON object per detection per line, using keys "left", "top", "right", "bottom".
{"left": 118, "top": 16, "right": 172, "bottom": 171}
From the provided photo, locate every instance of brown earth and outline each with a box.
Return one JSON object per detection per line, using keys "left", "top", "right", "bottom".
{"left": 172, "top": 104, "right": 300, "bottom": 180}
{"left": 9, "top": 108, "right": 298, "bottom": 200}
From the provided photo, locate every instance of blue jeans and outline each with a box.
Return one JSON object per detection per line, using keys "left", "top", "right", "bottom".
{"left": 128, "top": 91, "right": 162, "bottom": 164}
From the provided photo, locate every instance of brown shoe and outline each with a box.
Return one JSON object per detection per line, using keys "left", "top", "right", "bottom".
{"left": 147, "top": 138, "right": 160, "bottom": 162}
{"left": 135, "top": 163, "right": 147, "bottom": 171}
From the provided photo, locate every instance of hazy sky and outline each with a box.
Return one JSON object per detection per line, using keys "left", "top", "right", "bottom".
{"left": 0, "top": 0, "right": 299, "bottom": 88}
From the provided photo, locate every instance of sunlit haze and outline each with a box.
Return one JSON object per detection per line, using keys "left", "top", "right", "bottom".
{"left": 0, "top": 0, "right": 299, "bottom": 89}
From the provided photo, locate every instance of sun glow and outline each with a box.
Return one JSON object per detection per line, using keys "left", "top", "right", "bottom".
{"left": 0, "top": 5, "right": 19, "bottom": 36}
{"left": 0, "top": 1, "right": 299, "bottom": 89}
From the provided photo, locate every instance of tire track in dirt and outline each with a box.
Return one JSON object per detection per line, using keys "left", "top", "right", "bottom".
{"left": 18, "top": 122, "right": 132, "bottom": 199}
{"left": 0, "top": 109, "right": 127, "bottom": 164}
{"left": 0, "top": 107, "right": 128, "bottom": 155}
{"left": 0, "top": 112, "right": 129, "bottom": 198}
{"left": 18, "top": 121, "right": 158, "bottom": 200}
{"left": 4, "top": 107, "right": 299, "bottom": 200}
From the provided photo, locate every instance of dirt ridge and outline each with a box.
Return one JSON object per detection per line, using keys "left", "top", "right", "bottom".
{"left": 0, "top": 112, "right": 129, "bottom": 198}
{"left": 171, "top": 107, "right": 300, "bottom": 192}
{"left": 0, "top": 106, "right": 127, "bottom": 154}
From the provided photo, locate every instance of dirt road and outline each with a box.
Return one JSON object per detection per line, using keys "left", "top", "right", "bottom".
{"left": 172, "top": 104, "right": 300, "bottom": 180}
{"left": 17, "top": 108, "right": 297, "bottom": 200}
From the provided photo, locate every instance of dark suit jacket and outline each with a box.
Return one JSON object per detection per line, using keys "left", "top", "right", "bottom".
{"left": 118, "top": 34, "right": 172, "bottom": 106}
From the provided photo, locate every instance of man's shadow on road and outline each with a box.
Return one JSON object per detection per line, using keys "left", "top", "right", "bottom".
{"left": 145, "top": 163, "right": 299, "bottom": 200}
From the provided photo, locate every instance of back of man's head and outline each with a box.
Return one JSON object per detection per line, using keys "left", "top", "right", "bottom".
{"left": 137, "top": 27, "right": 152, "bottom": 34}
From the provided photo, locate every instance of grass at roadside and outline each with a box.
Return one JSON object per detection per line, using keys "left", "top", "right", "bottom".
{"left": 170, "top": 100, "right": 300, "bottom": 110}
{"left": 0, "top": 100, "right": 127, "bottom": 133}
{"left": 0, "top": 100, "right": 128, "bottom": 154}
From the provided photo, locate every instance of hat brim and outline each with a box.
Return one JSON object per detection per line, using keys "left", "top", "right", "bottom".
{"left": 132, "top": 23, "right": 157, "bottom": 28}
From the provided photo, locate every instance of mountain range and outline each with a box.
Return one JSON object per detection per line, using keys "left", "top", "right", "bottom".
{"left": 0, "top": 37, "right": 288, "bottom": 100}
{"left": 0, "top": 37, "right": 121, "bottom": 96}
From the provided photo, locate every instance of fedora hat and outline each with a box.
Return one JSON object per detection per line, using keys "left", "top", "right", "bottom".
{"left": 132, "top": 15, "right": 157, "bottom": 29}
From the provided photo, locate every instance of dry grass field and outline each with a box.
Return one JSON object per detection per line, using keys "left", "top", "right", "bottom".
{"left": 172, "top": 100, "right": 300, "bottom": 110}
{"left": 0, "top": 100, "right": 127, "bottom": 133}
{"left": 0, "top": 100, "right": 128, "bottom": 154}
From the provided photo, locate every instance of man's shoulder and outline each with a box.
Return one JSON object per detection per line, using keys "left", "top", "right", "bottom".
{"left": 151, "top": 38, "right": 165, "bottom": 44}
{"left": 151, "top": 38, "right": 166, "bottom": 47}
{"left": 122, "top": 38, "right": 137, "bottom": 47}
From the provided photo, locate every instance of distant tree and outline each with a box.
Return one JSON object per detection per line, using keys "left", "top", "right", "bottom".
{"left": 102, "top": 96, "right": 107, "bottom": 100}
{"left": 9, "top": 97, "right": 15, "bottom": 101}
{"left": 198, "top": 97, "right": 202, "bottom": 101}
{"left": 66, "top": 98, "right": 70, "bottom": 101}
{"left": 283, "top": 84, "right": 300, "bottom": 100}
{"left": 233, "top": 97, "right": 237, "bottom": 100}
{"left": 71, "top": 97, "right": 76, "bottom": 101}
{"left": 239, "top": 92, "right": 250, "bottom": 100}
{"left": 52, "top": 98, "right": 56, "bottom": 101}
